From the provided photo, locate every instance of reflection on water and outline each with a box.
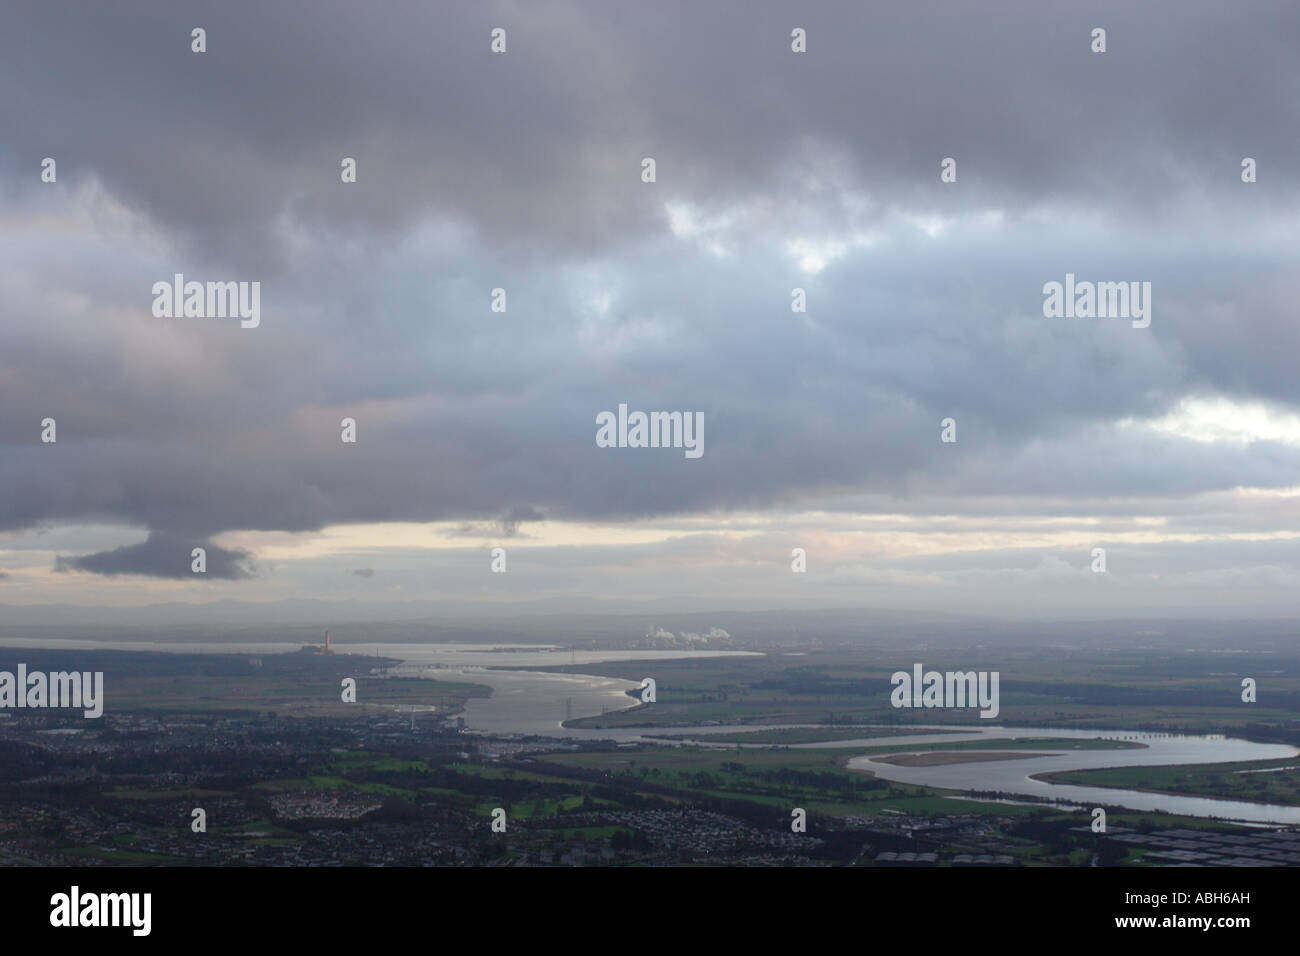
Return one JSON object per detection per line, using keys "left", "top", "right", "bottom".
{"left": 349, "top": 643, "right": 757, "bottom": 736}
{"left": 0, "top": 637, "right": 754, "bottom": 737}
{"left": 843, "top": 727, "right": 1300, "bottom": 825}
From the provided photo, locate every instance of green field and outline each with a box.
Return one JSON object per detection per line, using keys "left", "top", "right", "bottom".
{"left": 548, "top": 649, "right": 1300, "bottom": 738}
{"left": 107, "top": 673, "right": 490, "bottom": 715}
{"left": 535, "top": 743, "right": 1021, "bottom": 816}
{"left": 650, "top": 726, "right": 970, "bottom": 744}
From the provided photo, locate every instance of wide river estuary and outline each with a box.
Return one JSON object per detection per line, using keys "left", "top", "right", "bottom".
{"left": 4, "top": 638, "right": 1298, "bottom": 825}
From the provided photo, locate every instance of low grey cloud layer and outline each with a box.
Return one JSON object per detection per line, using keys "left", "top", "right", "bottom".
{"left": 1, "top": 1, "right": 1298, "bottom": 606}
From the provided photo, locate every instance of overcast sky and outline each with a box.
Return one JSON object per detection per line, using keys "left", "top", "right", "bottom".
{"left": 2, "top": 1, "right": 1299, "bottom": 620}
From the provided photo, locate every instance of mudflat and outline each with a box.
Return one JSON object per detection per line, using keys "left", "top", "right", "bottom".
{"left": 872, "top": 751, "right": 1055, "bottom": 767}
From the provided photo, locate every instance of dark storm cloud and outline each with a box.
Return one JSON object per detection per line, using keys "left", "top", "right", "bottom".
{"left": 54, "top": 532, "right": 255, "bottom": 580}
{"left": 2, "top": 1, "right": 1299, "bottom": 579}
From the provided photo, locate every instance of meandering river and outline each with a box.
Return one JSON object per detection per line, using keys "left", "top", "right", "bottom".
{"left": 4, "top": 637, "right": 1297, "bottom": 824}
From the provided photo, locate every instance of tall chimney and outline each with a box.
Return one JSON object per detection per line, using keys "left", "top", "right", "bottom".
{"left": 326, "top": 630, "right": 330, "bottom": 651}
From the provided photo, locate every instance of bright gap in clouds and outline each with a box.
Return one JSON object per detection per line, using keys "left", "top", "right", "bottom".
{"left": 1129, "top": 397, "right": 1300, "bottom": 446}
